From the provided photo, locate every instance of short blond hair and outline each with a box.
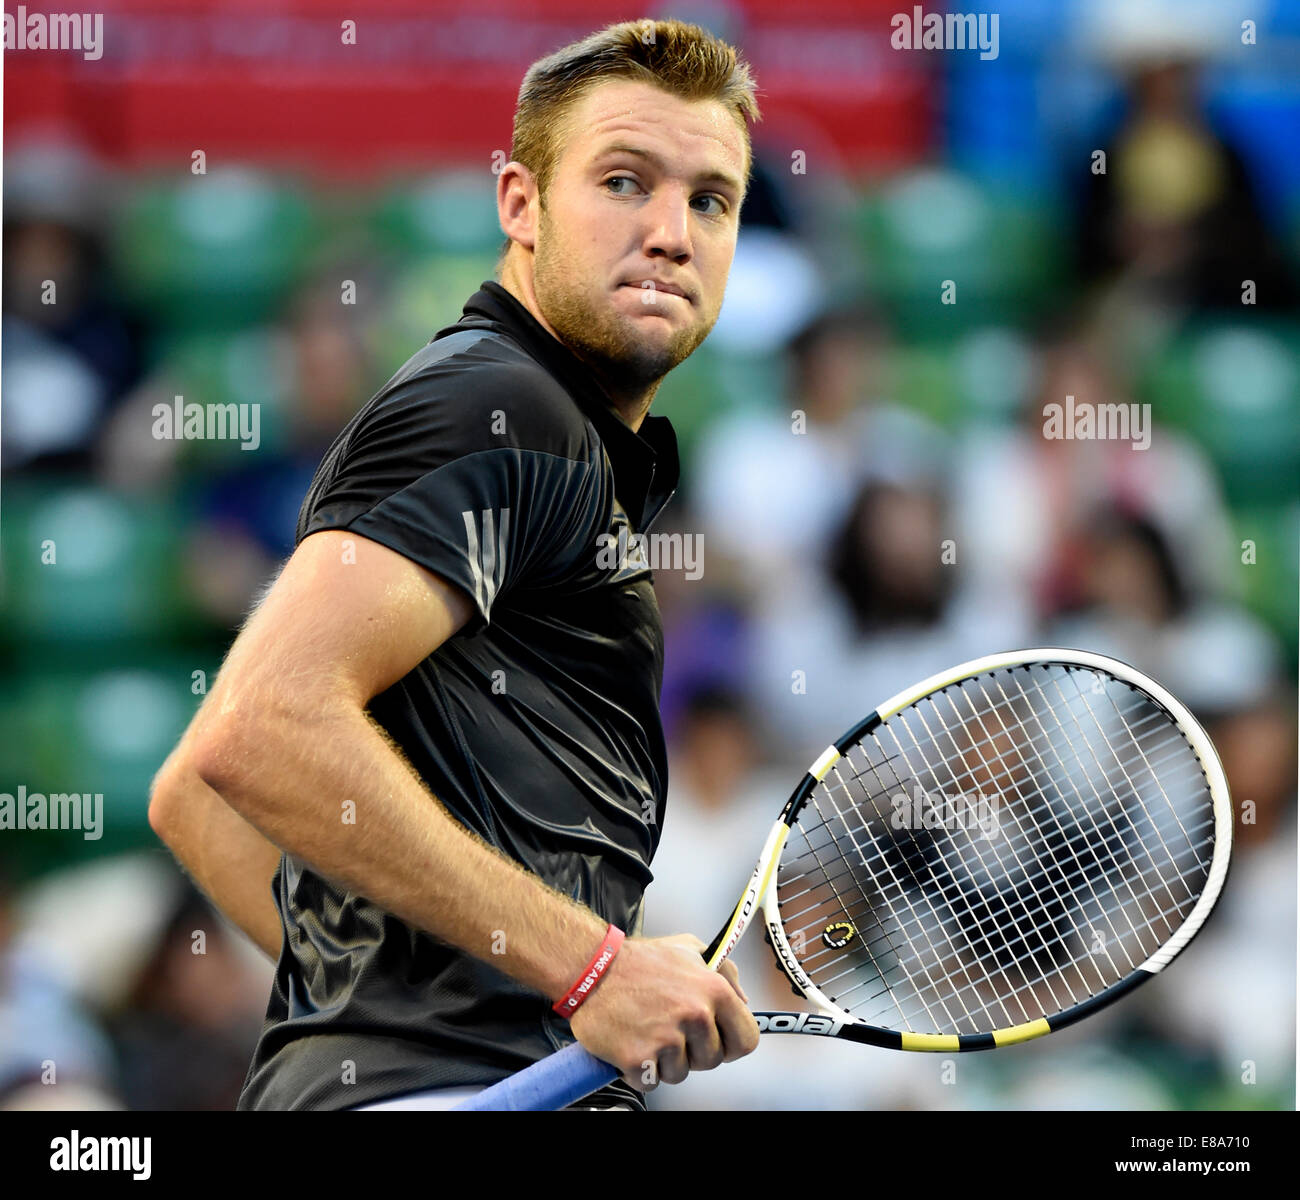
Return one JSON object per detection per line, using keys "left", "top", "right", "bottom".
{"left": 510, "top": 19, "right": 760, "bottom": 203}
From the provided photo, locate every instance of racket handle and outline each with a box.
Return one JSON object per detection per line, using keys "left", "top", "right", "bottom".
{"left": 454, "top": 1043, "right": 619, "bottom": 1111}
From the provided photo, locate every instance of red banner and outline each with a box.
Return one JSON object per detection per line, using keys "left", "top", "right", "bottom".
{"left": 4, "top": 0, "right": 935, "bottom": 175}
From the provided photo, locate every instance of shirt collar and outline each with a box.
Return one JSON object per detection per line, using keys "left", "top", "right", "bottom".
{"left": 450, "top": 281, "right": 680, "bottom": 532}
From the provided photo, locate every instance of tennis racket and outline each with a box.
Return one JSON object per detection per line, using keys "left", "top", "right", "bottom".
{"left": 456, "top": 648, "right": 1232, "bottom": 1110}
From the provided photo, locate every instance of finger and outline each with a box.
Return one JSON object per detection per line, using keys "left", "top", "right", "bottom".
{"left": 683, "top": 1010, "right": 725, "bottom": 1072}
{"left": 715, "top": 995, "right": 761, "bottom": 1063}
{"left": 717, "top": 959, "right": 750, "bottom": 1005}
{"left": 657, "top": 1040, "right": 689, "bottom": 1087}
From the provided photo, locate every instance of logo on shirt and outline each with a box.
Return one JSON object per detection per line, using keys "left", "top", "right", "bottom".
{"left": 462, "top": 508, "right": 512, "bottom": 616}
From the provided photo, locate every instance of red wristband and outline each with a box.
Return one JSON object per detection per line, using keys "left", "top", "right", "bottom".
{"left": 552, "top": 924, "right": 625, "bottom": 1017}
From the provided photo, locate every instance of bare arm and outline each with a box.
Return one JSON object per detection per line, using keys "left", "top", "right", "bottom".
{"left": 153, "top": 529, "right": 757, "bottom": 1089}
{"left": 149, "top": 727, "right": 284, "bottom": 961}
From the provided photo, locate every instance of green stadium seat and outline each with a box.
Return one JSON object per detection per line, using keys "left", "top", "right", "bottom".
{"left": 371, "top": 252, "right": 502, "bottom": 370}
{"left": 371, "top": 170, "right": 504, "bottom": 259}
{"left": 1, "top": 483, "right": 198, "bottom": 653}
{"left": 1143, "top": 321, "right": 1300, "bottom": 506}
{"left": 110, "top": 169, "right": 320, "bottom": 332}
{"left": 148, "top": 329, "right": 293, "bottom": 466}
{"left": 888, "top": 341, "right": 961, "bottom": 429}
{"left": 0, "top": 659, "right": 209, "bottom": 876}
{"left": 1230, "top": 502, "right": 1300, "bottom": 659}
{"left": 855, "top": 169, "right": 1066, "bottom": 337}
{"left": 1188, "top": 323, "right": 1300, "bottom": 505}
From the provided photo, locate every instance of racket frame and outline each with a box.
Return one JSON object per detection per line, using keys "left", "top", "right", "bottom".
{"left": 709, "top": 647, "right": 1233, "bottom": 1052}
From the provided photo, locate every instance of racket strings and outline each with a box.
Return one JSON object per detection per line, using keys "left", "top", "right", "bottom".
{"left": 1073, "top": 672, "right": 1210, "bottom": 882}
{"left": 818, "top": 730, "right": 1098, "bottom": 1031}
{"left": 825, "top": 674, "right": 1207, "bottom": 919}
{"left": 897, "top": 682, "right": 1135, "bottom": 1012}
{"left": 773, "top": 665, "right": 1215, "bottom": 1036}
{"left": 832, "top": 670, "right": 1206, "bottom": 1019}
{"left": 793, "top": 687, "right": 1204, "bottom": 954}
{"left": 781, "top": 817, "right": 1213, "bottom": 1011}
{"left": 781, "top": 814, "right": 1213, "bottom": 977}
{"left": 1023, "top": 673, "right": 1194, "bottom": 919}
{"left": 794, "top": 737, "right": 1208, "bottom": 923}
{"left": 790, "top": 830, "right": 1211, "bottom": 1031}
{"left": 808, "top": 679, "right": 1200, "bottom": 883}
{"left": 931, "top": 675, "right": 1177, "bottom": 982}
{"left": 811, "top": 766, "right": 979, "bottom": 1033}
{"left": 865, "top": 669, "right": 1201, "bottom": 1011}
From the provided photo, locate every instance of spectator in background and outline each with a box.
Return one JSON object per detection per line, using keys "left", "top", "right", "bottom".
{"left": 952, "top": 326, "right": 1237, "bottom": 629}
{"left": 1045, "top": 507, "right": 1281, "bottom": 718}
{"left": 193, "top": 263, "right": 382, "bottom": 557}
{"left": 107, "top": 883, "right": 270, "bottom": 1111}
{"left": 178, "top": 263, "right": 382, "bottom": 624}
{"left": 0, "top": 855, "right": 270, "bottom": 1111}
{"left": 2, "top": 135, "right": 146, "bottom": 472}
{"left": 1075, "top": 50, "right": 1297, "bottom": 317}
{"left": 99, "top": 257, "right": 383, "bottom": 625}
{"left": 695, "top": 306, "right": 947, "bottom": 596}
{"left": 1128, "top": 690, "right": 1296, "bottom": 1106}
{"left": 0, "top": 857, "right": 122, "bottom": 1109}
{"left": 749, "top": 479, "right": 1028, "bottom": 755}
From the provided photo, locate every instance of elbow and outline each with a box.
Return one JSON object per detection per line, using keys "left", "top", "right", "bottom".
{"left": 191, "top": 699, "right": 310, "bottom": 819}
{"left": 147, "top": 764, "right": 176, "bottom": 841}
{"left": 189, "top": 716, "right": 254, "bottom": 804}
{"left": 148, "top": 750, "right": 192, "bottom": 843}
{"left": 147, "top": 709, "right": 265, "bottom": 844}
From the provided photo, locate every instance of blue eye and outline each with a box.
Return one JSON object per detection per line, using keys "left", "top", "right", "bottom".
{"left": 693, "top": 195, "right": 727, "bottom": 216}
{"left": 605, "top": 176, "right": 639, "bottom": 195}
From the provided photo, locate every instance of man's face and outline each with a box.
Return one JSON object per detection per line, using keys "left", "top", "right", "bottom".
{"left": 530, "top": 79, "right": 747, "bottom": 393}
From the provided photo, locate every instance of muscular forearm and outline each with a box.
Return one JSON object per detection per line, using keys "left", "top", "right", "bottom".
{"left": 192, "top": 701, "right": 608, "bottom": 1001}
{"left": 149, "top": 748, "right": 285, "bottom": 961}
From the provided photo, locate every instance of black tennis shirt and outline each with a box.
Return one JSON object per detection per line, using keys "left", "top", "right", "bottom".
{"left": 236, "top": 281, "right": 679, "bottom": 1111}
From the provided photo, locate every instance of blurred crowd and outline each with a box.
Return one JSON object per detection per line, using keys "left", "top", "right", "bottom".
{"left": 1, "top": 5, "right": 1296, "bottom": 1111}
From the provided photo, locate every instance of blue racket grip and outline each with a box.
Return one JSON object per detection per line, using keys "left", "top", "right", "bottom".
{"left": 454, "top": 1043, "right": 620, "bottom": 1111}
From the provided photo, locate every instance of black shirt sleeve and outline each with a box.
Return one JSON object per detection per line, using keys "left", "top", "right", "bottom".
{"left": 298, "top": 353, "right": 604, "bottom": 635}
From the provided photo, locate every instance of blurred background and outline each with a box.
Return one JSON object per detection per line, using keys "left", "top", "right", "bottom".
{"left": 1, "top": 0, "right": 1295, "bottom": 1111}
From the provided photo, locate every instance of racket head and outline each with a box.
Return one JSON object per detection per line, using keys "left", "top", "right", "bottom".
{"left": 759, "top": 648, "right": 1232, "bottom": 1051}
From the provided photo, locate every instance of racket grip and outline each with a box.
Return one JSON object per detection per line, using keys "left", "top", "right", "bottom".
{"left": 453, "top": 1043, "right": 620, "bottom": 1111}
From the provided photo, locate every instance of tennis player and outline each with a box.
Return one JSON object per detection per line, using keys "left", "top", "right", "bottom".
{"left": 148, "top": 19, "right": 762, "bottom": 1111}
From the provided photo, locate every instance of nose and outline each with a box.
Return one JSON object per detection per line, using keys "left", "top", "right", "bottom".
{"left": 641, "top": 185, "right": 693, "bottom": 265}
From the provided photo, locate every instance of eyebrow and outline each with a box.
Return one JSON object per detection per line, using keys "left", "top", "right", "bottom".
{"left": 591, "top": 142, "right": 746, "bottom": 199}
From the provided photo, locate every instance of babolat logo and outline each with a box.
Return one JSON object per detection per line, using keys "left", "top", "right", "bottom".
{"left": 754, "top": 1012, "right": 844, "bottom": 1036}
{"left": 768, "top": 920, "right": 815, "bottom": 992}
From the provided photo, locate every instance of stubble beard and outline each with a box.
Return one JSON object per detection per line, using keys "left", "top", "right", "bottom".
{"left": 533, "top": 213, "right": 715, "bottom": 396}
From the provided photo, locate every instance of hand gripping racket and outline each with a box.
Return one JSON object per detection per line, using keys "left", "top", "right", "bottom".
{"left": 456, "top": 649, "right": 1232, "bottom": 1110}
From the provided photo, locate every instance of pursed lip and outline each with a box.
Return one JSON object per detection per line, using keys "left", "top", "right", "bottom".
{"left": 619, "top": 278, "right": 693, "bottom": 303}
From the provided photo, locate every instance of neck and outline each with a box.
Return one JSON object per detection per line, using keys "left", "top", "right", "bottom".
{"left": 498, "top": 255, "right": 657, "bottom": 433}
